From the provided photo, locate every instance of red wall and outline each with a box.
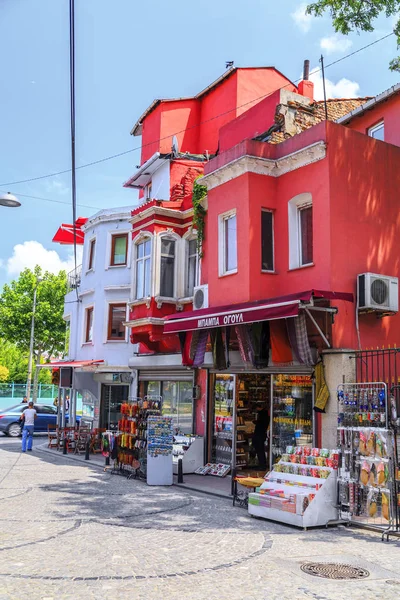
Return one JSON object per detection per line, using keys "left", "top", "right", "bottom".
{"left": 141, "top": 108, "right": 162, "bottom": 162}
{"left": 346, "top": 94, "right": 400, "bottom": 148}
{"left": 328, "top": 121, "right": 400, "bottom": 349}
{"left": 236, "top": 68, "right": 296, "bottom": 117}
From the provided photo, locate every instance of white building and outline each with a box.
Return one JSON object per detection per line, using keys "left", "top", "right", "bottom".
{"left": 61, "top": 207, "right": 135, "bottom": 429}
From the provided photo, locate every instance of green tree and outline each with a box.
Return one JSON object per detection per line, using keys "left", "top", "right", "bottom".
{"left": 0, "top": 338, "right": 29, "bottom": 383}
{"left": 0, "top": 267, "right": 67, "bottom": 399}
{"left": 307, "top": 1, "right": 400, "bottom": 70}
{"left": 0, "top": 365, "right": 9, "bottom": 382}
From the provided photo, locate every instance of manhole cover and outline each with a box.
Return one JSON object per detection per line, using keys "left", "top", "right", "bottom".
{"left": 300, "top": 562, "right": 370, "bottom": 580}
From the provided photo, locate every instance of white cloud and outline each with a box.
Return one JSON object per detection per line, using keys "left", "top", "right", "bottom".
{"left": 320, "top": 34, "right": 353, "bottom": 54}
{"left": 44, "top": 178, "right": 69, "bottom": 196}
{"left": 309, "top": 67, "right": 360, "bottom": 100}
{"left": 3, "top": 241, "right": 83, "bottom": 277}
{"left": 291, "top": 3, "right": 313, "bottom": 33}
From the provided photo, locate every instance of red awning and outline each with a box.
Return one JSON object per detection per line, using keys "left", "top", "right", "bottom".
{"left": 38, "top": 360, "right": 104, "bottom": 369}
{"left": 163, "top": 289, "right": 353, "bottom": 334}
{"left": 52, "top": 217, "right": 88, "bottom": 245}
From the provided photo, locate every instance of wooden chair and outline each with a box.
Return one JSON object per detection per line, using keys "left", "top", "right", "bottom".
{"left": 47, "top": 425, "right": 58, "bottom": 449}
{"left": 90, "top": 428, "right": 106, "bottom": 454}
{"left": 74, "top": 429, "right": 90, "bottom": 455}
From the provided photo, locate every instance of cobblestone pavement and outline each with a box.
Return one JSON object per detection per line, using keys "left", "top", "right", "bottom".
{"left": 1, "top": 437, "right": 400, "bottom": 600}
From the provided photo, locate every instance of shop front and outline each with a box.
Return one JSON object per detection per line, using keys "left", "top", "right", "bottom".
{"left": 209, "top": 372, "right": 313, "bottom": 475}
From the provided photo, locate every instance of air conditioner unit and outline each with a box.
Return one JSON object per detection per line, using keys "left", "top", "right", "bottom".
{"left": 357, "top": 273, "right": 398, "bottom": 312}
{"left": 193, "top": 284, "right": 209, "bottom": 310}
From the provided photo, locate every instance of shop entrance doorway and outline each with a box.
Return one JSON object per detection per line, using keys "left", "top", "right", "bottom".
{"left": 100, "top": 384, "right": 129, "bottom": 430}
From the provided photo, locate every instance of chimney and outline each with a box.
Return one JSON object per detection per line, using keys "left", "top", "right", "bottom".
{"left": 298, "top": 59, "right": 314, "bottom": 101}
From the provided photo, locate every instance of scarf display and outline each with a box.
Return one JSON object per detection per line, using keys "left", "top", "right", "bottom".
{"left": 286, "top": 318, "right": 303, "bottom": 364}
{"left": 189, "top": 330, "right": 200, "bottom": 360}
{"left": 251, "top": 321, "right": 270, "bottom": 368}
{"left": 270, "top": 319, "right": 293, "bottom": 365}
{"left": 181, "top": 332, "right": 194, "bottom": 367}
{"left": 314, "top": 361, "right": 329, "bottom": 413}
{"left": 210, "top": 328, "right": 227, "bottom": 370}
{"left": 294, "top": 313, "right": 314, "bottom": 366}
{"left": 235, "top": 325, "right": 255, "bottom": 366}
{"left": 193, "top": 330, "right": 208, "bottom": 367}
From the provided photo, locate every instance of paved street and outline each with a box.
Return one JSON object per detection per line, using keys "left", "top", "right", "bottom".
{"left": 1, "top": 437, "right": 400, "bottom": 600}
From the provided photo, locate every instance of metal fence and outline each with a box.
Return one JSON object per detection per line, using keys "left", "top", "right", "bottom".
{"left": 67, "top": 264, "right": 82, "bottom": 292}
{"left": 0, "top": 383, "right": 58, "bottom": 400}
{"left": 355, "top": 347, "right": 400, "bottom": 387}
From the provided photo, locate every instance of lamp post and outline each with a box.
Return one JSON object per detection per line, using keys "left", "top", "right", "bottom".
{"left": 0, "top": 192, "right": 20, "bottom": 208}
{"left": 26, "top": 277, "right": 42, "bottom": 400}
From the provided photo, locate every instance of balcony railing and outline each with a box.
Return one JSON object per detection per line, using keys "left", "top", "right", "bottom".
{"left": 67, "top": 264, "right": 82, "bottom": 292}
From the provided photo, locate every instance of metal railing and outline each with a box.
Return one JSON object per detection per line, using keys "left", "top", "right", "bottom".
{"left": 355, "top": 347, "right": 400, "bottom": 386}
{"left": 67, "top": 264, "right": 82, "bottom": 292}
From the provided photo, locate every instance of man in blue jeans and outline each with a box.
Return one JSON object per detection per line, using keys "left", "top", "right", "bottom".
{"left": 21, "top": 400, "right": 37, "bottom": 452}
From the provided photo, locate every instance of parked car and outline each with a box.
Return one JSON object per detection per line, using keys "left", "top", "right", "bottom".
{"left": 0, "top": 403, "right": 80, "bottom": 437}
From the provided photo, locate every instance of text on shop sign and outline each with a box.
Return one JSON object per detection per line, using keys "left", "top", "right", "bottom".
{"left": 197, "top": 313, "right": 244, "bottom": 328}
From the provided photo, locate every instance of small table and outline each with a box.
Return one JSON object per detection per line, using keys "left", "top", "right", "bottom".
{"left": 233, "top": 477, "right": 265, "bottom": 508}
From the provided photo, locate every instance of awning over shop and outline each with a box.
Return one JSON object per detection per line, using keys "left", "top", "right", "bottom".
{"left": 52, "top": 217, "right": 88, "bottom": 245}
{"left": 163, "top": 289, "right": 353, "bottom": 334}
{"left": 38, "top": 359, "right": 105, "bottom": 369}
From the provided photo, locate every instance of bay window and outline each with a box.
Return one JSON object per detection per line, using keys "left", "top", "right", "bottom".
{"left": 160, "top": 237, "right": 176, "bottom": 297}
{"left": 135, "top": 239, "right": 151, "bottom": 299}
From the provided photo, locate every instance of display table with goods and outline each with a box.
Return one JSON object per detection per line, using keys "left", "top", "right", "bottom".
{"left": 336, "top": 382, "right": 400, "bottom": 539}
{"left": 247, "top": 446, "right": 338, "bottom": 528}
{"left": 172, "top": 435, "right": 204, "bottom": 474}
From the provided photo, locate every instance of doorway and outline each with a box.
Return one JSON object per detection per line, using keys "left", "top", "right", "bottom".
{"left": 100, "top": 384, "right": 129, "bottom": 430}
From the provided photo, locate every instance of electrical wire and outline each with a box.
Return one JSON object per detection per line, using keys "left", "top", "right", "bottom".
{"left": 0, "top": 190, "right": 100, "bottom": 210}
{"left": 0, "top": 32, "right": 394, "bottom": 188}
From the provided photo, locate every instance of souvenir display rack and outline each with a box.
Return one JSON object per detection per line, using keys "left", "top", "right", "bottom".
{"left": 336, "top": 382, "right": 399, "bottom": 539}
{"left": 248, "top": 446, "right": 338, "bottom": 528}
{"left": 147, "top": 415, "right": 173, "bottom": 485}
{"left": 390, "top": 385, "right": 400, "bottom": 538}
{"left": 106, "top": 396, "right": 162, "bottom": 480}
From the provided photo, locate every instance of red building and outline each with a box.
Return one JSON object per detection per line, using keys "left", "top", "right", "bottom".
{"left": 127, "top": 67, "right": 400, "bottom": 480}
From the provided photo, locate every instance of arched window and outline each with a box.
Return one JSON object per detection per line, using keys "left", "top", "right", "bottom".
{"left": 135, "top": 238, "right": 152, "bottom": 299}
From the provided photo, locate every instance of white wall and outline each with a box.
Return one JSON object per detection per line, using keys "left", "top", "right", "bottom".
{"left": 151, "top": 161, "right": 170, "bottom": 200}
{"left": 64, "top": 208, "right": 135, "bottom": 368}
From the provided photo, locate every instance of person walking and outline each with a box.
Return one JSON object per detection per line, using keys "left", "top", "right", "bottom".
{"left": 21, "top": 400, "right": 37, "bottom": 452}
{"left": 21, "top": 396, "right": 28, "bottom": 403}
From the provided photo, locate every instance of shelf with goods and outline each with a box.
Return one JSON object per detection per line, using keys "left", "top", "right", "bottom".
{"left": 248, "top": 446, "right": 338, "bottom": 528}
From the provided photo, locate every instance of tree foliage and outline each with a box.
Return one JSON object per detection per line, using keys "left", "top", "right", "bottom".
{"left": 0, "top": 365, "right": 9, "bottom": 382}
{"left": 0, "top": 267, "right": 67, "bottom": 360}
{"left": 307, "top": 1, "right": 400, "bottom": 70}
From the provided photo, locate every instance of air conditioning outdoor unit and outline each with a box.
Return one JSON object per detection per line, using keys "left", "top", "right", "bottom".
{"left": 357, "top": 273, "right": 398, "bottom": 313}
{"left": 193, "top": 284, "right": 209, "bottom": 310}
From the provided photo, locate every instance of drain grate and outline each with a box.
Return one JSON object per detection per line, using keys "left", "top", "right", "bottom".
{"left": 300, "top": 562, "right": 370, "bottom": 580}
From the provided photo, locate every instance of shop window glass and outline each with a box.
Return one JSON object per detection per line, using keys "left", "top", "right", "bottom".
{"left": 161, "top": 381, "right": 193, "bottom": 435}
{"left": 261, "top": 210, "right": 274, "bottom": 271}
{"left": 160, "top": 238, "right": 175, "bottom": 298}
{"left": 186, "top": 238, "right": 199, "bottom": 297}
{"left": 135, "top": 239, "right": 151, "bottom": 299}
{"left": 271, "top": 374, "right": 313, "bottom": 465}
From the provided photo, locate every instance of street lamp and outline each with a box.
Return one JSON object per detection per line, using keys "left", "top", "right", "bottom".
{"left": 26, "top": 277, "right": 43, "bottom": 400}
{"left": 0, "top": 192, "right": 21, "bottom": 208}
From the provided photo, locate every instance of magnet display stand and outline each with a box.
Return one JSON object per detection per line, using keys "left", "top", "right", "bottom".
{"left": 147, "top": 416, "right": 173, "bottom": 486}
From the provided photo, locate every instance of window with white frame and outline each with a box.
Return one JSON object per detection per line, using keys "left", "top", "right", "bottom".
{"left": 261, "top": 210, "right": 274, "bottom": 272}
{"left": 160, "top": 237, "right": 176, "bottom": 297}
{"left": 84, "top": 307, "right": 94, "bottom": 343}
{"left": 186, "top": 238, "right": 199, "bottom": 296}
{"left": 219, "top": 211, "right": 237, "bottom": 275}
{"left": 368, "top": 121, "right": 384, "bottom": 141}
{"left": 87, "top": 238, "right": 96, "bottom": 271}
{"left": 107, "top": 303, "right": 126, "bottom": 341}
{"left": 288, "top": 193, "right": 313, "bottom": 269}
{"left": 135, "top": 238, "right": 152, "bottom": 299}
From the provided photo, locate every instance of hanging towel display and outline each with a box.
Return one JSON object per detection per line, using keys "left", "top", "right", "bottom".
{"left": 235, "top": 325, "right": 255, "bottom": 366}
{"left": 193, "top": 329, "right": 208, "bottom": 367}
{"left": 251, "top": 322, "right": 270, "bottom": 368}
{"left": 295, "top": 313, "right": 314, "bottom": 366}
{"left": 225, "top": 326, "right": 231, "bottom": 368}
{"left": 189, "top": 330, "right": 200, "bottom": 360}
{"left": 270, "top": 319, "right": 293, "bottom": 364}
{"left": 314, "top": 361, "right": 329, "bottom": 413}
{"left": 286, "top": 318, "right": 303, "bottom": 364}
{"left": 211, "top": 328, "right": 227, "bottom": 370}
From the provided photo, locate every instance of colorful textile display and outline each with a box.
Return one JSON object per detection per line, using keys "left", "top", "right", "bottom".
{"left": 193, "top": 329, "right": 208, "bottom": 367}
{"left": 181, "top": 332, "right": 194, "bottom": 367}
{"left": 294, "top": 313, "right": 314, "bottom": 366}
{"left": 314, "top": 361, "right": 329, "bottom": 413}
{"left": 286, "top": 318, "right": 302, "bottom": 364}
{"left": 211, "top": 328, "right": 227, "bottom": 370}
{"left": 251, "top": 322, "right": 270, "bottom": 368}
{"left": 235, "top": 325, "right": 254, "bottom": 366}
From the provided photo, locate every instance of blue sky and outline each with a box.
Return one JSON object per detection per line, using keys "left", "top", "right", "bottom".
{"left": 0, "top": 0, "right": 399, "bottom": 289}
